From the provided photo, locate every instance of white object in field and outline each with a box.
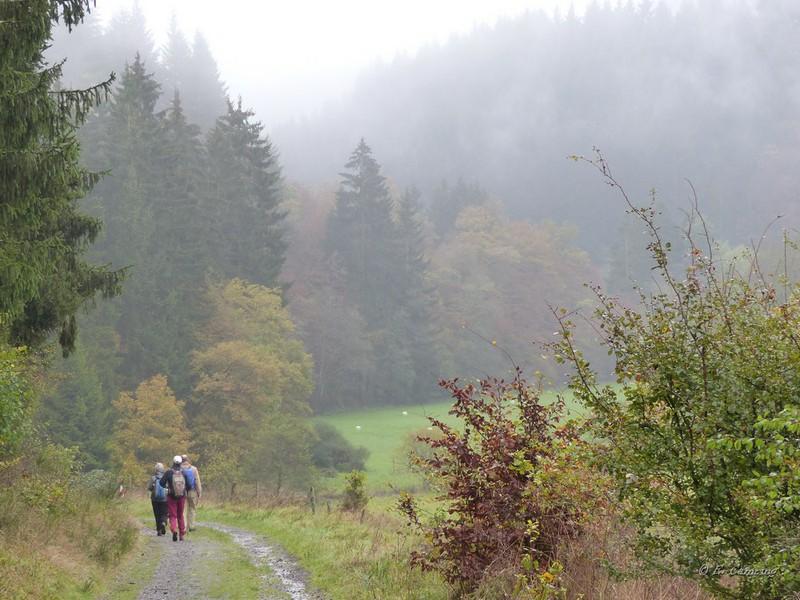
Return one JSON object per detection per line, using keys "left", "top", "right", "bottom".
{"left": 402, "top": 411, "right": 408, "bottom": 416}
{"left": 355, "top": 425, "right": 362, "bottom": 430}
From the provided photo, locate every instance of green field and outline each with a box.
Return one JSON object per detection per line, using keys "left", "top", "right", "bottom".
{"left": 316, "top": 389, "right": 582, "bottom": 494}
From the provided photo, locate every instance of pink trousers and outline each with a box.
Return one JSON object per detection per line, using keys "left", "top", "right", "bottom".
{"left": 166, "top": 495, "right": 186, "bottom": 537}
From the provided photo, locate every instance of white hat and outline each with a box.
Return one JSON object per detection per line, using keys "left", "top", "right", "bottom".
{"left": 173, "top": 455, "right": 183, "bottom": 465}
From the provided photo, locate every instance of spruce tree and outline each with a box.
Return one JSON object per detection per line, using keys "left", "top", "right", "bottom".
{"left": 0, "top": 0, "right": 123, "bottom": 352}
{"left": 327, "top": 139, "right": 399, "bottom": 327}
{"left": 395, "top": 187, "right": 443, "bottom": 399}
{"left": 149, "top": 91, "right": 209, "bottom": 395}
{"left": 185, "top": 33, "right": 227, "bottom": 130}
{"left": 327, "top": 141, "right": 440, "bottom": 404}
{"left": 39, "top": 340, "right": 111, "bottom": 469}
{"left": 159, "top": 24, "right": 226, "bottom": 130}
{"left": 89, "top": 58, "right": 212, "bottom": 395}
{"left": 101, "top": 2, "right": 157, "bottom": 74}
{"left": 205, "top": 99, "right": 287, "bottom": 287}
{"left": 89, "top": 54, "right": 164, "bottom": 389}
{"left": 160, "top": 17, "right": 192, "bottom": 105}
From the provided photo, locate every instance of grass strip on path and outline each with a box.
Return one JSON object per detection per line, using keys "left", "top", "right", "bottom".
{"left": 190, "top": 527, "right": 273, "bottom": 600}
{"left": 201, "top": 504, "right": 448, "bottom": 600}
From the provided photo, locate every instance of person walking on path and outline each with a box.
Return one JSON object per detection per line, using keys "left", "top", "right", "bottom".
{"left": 181, "top": 454, "right": 202, "bottom": 532}
{"left": 147, "top": 462, "right": 168, "bottom": 536}
{"left": 160, "top": 455, "right": 187, "bottom": 541}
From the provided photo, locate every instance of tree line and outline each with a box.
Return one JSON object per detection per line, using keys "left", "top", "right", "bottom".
{"left": 8, "top": 4, "right": 800, "bottom": 598}
{"left": 274, "top": 0, "right": 800, "bottom": 264}
{"left": 43, "top": 14, "right": 604, "bottom": 476}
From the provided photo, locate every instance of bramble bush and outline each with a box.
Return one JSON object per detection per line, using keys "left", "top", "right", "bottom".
{"left": 556, "top": 150, "right": 800, "bottom": 598}
{"left": 399, "top": 372, "right": 606, "bottom": 597}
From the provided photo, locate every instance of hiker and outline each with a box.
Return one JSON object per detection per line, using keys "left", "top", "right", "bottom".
{"left": 159, "top": 455, "right": 187, "bottom": 541}
{"left": 146, "top": 462, "right": 168, "bottom": 536}
{"left": 181, "top": 454, "right": 202, "bottom": 532}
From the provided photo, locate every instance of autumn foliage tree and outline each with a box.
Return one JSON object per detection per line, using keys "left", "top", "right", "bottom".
{"left": 431, "top": 205, "right": 599, "bottom": 381}
{"left": 190, "top": 279, "right": 314, "bottom": 493}
{"left": 109, "top": 374, "right": 189, "bottom": 481}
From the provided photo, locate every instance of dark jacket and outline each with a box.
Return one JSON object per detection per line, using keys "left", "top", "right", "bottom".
{"left": 159, "top": 467, "right": 185, "bottom": 499}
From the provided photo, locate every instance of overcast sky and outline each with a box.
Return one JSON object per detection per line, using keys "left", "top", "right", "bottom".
{"left": 87, "top": 0, "right": 671, "bottom": 123}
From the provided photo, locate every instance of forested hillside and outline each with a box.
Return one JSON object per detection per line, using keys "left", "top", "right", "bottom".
{"left": 41, "top": 5, "right": 606, "bottom": 474}
{"left": 275, "top": 0, "right": 800, "bottom": 255}
{"left": 7, "top": 1, "right": 800, "bottom": 599}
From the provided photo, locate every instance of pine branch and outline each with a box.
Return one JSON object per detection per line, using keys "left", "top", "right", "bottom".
{"left": 51, "top": 73, "right": 116, "bottom": 125}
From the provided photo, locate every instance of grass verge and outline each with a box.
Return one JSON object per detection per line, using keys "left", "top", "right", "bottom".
{"left": 0, "top": 499, "right": 138, "bottom": 600}
{"left": 97, "top": 527, "right": 164, "bottom": 600}
{"left": 200, "top": 503, "right": 449, "bottom": 600}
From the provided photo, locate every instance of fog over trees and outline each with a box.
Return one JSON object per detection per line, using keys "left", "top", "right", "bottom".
{"left": 39, "top": 0, "right": 800, "bottom": 472}
{"left": 7, "top": 1, "right": 800, "bottom": 597}
{"left": 275, "top": 0, "right": 800, "bottom": 254}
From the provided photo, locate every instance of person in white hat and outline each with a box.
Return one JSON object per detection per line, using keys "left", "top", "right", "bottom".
{"left": 159, "top": 455, "right": 188, "bottom": 541}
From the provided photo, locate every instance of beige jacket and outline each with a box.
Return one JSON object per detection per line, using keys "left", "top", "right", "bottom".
{"left": 185, "top": 464, "right": 202, "bottom": 497}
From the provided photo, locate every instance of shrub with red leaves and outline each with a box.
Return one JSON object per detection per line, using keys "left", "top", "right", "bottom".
{"left": 398, "top": 370, "right": 602, "bottom": 595}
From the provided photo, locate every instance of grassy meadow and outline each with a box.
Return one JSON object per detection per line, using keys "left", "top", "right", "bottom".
{"left": 315, "top": 388, "right": 581, "bottom": 493}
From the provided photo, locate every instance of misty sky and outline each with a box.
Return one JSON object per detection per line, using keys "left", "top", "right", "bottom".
{"left": 86, "top": 0, "right": 617, "bottom": 123}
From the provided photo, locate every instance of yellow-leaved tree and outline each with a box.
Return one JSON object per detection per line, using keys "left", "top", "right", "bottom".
{"left": 191, "top": 279, "right": 314, "bottom": 495}
{"left": 109, "top": 374, "right": 190, "bottom": 483}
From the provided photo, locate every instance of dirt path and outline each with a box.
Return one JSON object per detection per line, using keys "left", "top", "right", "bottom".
{"left": 203, "top": 522, "right": 325, "bottom": 600}
{"left": 136, "top": 527, "right": 237, "bottom": 600}
{"left": 121, "top": 522, "right": 324, "bottom": 600}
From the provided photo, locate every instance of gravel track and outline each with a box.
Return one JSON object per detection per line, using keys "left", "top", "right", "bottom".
{"left": 135, "top": 527, "right": 225, "bottom": 600}
{"left": 202, "top": 522, "right": 326, "bottom": 600}
{"left": 128, "top": 522, "right": 325, "bottom": 600}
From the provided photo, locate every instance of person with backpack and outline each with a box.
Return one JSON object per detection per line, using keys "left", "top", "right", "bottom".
{"left": 181, "top": 454, "right": 202, "bottom": 532}
{"left": 159, "top": 455, "right": 187, "bottom": 541}
{"left": 146, "top": 462, "right": 167, "bottom": 536}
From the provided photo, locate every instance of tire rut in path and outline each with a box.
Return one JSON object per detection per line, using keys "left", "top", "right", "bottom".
{"left": 202, "top": 522, "right": 326, "bottom": 600}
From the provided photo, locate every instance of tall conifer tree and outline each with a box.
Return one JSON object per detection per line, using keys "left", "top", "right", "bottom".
{"left": 205, "top": 99, "right": 287, "bottom": 287}
{"left": 185, "top": 33, "right": 227, "bottom": 130}
{"left": 395, "top": 187, "right": 443, "bottom": 398}
{"left": 160, "top": 17, "right": 191, "bottom": 103}
{"left": 0, "top": 0, "right": 123, "bottom": 352}
{"left": 148, "top": 91, "right": 209, "bottom": 395}
{"left": 90, "top": 54, "right": 164, "bottom": 389}
{"left": 327, "top": 140, "right": 441, "bottom": 404}
{"left": 102, "top": 2, "right": 157, "bottom": 73}
{"left": 327, "top": 139, "right": 399, "bottom": 327}
{"left": 39, "top": 340, "right": 111, "bottom": 469}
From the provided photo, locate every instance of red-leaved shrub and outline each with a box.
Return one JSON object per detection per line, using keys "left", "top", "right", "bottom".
{"left": 399, "top": 371, "right": 604, "bottom": 595}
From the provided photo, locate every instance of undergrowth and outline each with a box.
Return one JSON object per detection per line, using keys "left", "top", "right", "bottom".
{"left": 0, "top": 438, "right": 137, "bottom": 599}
